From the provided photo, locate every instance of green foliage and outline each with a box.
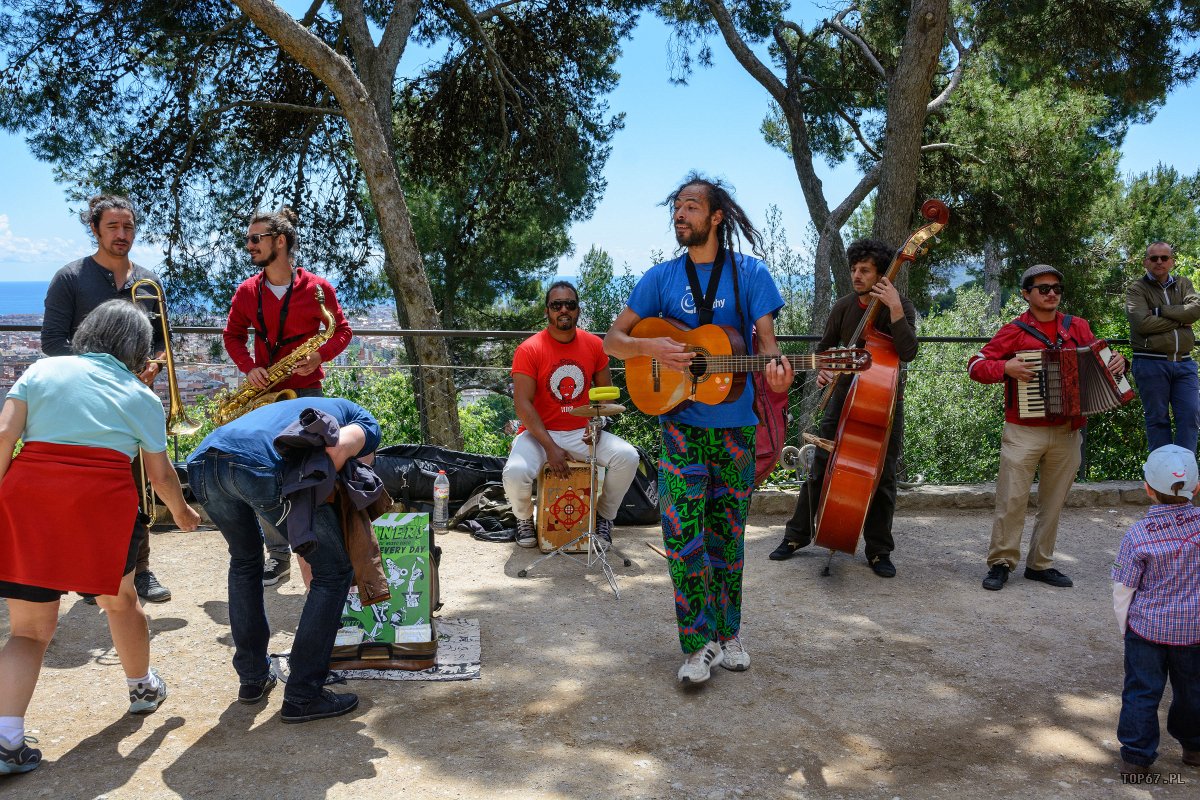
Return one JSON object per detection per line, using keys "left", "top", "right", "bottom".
{"left": 1088, "top": 165, "right": 1200, "bottom": 286}
{"left": 0, "top": 0, "right": 638, "bottom": 318}
{"left": 761, "top": 204, "right": 812, "bottom": 340}
{"left": 576, "top": 245, "right": 637, "bottom": 333}
{"left": 972, "top": 1, "right": 1200, "bottom": 123}
{"left": 321, "top": 370, "right": 423, "bottom": 446}
{"left": 902, "top": 286, "right": 1007, "bottom": 482}
{"left": 458, "top": 396, "right": 516, "bottom": 457}
{"left": 919, "top": 57, "right": 1122, "bottom": 312}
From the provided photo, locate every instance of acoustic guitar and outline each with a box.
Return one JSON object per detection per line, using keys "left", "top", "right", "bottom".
{"left": 625, "top": 317, "right": 872, "bottom": 415}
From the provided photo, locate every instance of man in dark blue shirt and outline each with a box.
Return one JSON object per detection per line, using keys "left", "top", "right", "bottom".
{"left": 187, "top": 397, "right": 381, "bottom": 723}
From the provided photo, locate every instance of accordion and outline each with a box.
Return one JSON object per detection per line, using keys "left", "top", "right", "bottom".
{"left": 1014, "top": 340, "right": 1133, "bottom": 419}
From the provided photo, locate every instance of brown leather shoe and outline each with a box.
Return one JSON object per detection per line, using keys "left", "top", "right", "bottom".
{"left": 1120, "top": 759, "right": 1149, "bottom": 777}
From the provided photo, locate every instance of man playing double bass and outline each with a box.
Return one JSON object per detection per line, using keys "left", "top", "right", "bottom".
{"left": 770, "top": 239, "right": 918, "bottom": 578}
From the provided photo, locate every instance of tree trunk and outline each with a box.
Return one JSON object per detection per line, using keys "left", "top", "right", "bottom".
{"left": 871, "top": 0, "right": 950, "bottom": 294}
{"left": 231, "top": 0, "right": 463, "bottom": 447}
{"left": 982, "top": 238, "right": 1003, "bottom": 317}
{"left": 783, "top": 102, "right": 851, "bottom": 338}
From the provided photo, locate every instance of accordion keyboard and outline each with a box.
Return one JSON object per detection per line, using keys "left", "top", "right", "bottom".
{"left": 1015, "top": 351, "right": 1052, "bottom": 419}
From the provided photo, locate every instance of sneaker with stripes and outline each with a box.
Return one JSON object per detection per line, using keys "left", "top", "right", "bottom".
{"left": 677, "top": 641, "right": 724, "bottom": 684}
{"left": 514, "top": 518, "right": 537, "bottom": 548}
{"left": 595, "top": 516, "right": 614, "bottom": 545}
{"left": 128, "top": 669, "right": 168, "bottom": 715}
{"left": 720, "top": 636, "right": 751, "bottom": 671}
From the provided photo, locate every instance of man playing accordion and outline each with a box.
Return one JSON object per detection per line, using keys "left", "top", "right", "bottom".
{"left": 968, "top": 264, "right": 1125, "bottom": 592}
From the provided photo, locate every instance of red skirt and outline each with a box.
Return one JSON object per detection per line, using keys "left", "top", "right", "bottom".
{"left": 0, "top": 442, "right": 139, "bottom": 596}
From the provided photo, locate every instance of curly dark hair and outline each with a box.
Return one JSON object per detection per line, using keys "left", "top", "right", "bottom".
{"left": 845, "top": 238, "right": 894, "bottom": 275}
{"left": 663, "top": 172, "right": 764, "bottom": 258}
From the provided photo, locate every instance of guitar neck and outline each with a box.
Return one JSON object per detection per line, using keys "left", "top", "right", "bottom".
{"left": 699, "top": 354, "right": 822, "bottom": 373}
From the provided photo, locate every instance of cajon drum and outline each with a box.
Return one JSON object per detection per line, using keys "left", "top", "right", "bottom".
{"left": 536, "top": 461, "right": 603, "bottom": 553}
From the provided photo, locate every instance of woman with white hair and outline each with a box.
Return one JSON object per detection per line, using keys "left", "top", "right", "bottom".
{"left": 0, "top": 299, "right": 200, "bottom": 776}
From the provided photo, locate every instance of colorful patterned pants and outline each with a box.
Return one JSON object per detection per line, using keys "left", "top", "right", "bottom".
{"left": 658, "top": 421, "right": 756, "bottom": 654}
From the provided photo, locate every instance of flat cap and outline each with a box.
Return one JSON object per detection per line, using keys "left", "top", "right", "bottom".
{"left": 1020, "top": 264, "right": 1064, "bottom": 288}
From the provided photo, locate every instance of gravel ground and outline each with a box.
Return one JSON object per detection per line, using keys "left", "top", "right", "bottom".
{"left": 1, "top": 502, "right": 1196, "bottom": 799}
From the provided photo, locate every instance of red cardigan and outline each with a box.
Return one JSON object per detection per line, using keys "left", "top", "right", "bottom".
{"left": 967, "top": 311, "right": 1097, "bottom": 429}
{"left": 223, "top": 268, "right": 353, "bottom": 392}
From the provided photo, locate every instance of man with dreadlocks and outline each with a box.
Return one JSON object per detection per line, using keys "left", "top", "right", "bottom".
{"left": 770, "top": 239, "right": 917, "bottom": 578}
{"left": 605, "top": 173, "right": 793, "bottom": 685}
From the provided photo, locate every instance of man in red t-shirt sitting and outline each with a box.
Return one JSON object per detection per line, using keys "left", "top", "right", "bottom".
{"left": 968, "top": 264, "right": 1125, "bottom": 591}
{"left": 503, "top": 282, "right": 639, "bottom": 548}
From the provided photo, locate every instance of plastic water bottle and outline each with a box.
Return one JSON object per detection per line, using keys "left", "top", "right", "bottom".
{"left": 432, "top": 470, "right": 450, "bottom": 534}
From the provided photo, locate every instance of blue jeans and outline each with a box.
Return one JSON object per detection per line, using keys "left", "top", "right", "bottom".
{"left": 188, "top": 452, "right": 353, "bottom": 703}
{"left": 1117, "top": 628, "right": 1200, "bottom": 767}
{"left": 1131, "top": 358, "right": 1199, "bottom": 453}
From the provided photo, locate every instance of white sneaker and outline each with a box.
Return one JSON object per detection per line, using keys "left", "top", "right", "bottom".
{"left": 720, "top": 636, "right": 750, "bottom": 671}
{"left": 515, "top": 518, "right": 537, "bottom": 548}
{"left": 677, "top": 641, "right": 724, "bottom": 684}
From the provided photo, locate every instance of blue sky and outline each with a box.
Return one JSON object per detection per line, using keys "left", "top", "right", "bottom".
{"left": 0, "top": 15, "right": 1197, "bottom": 283}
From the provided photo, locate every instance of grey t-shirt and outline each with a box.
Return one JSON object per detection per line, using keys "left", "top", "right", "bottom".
{"left": 41, "top": 256, "right": 167, "bottom": 356}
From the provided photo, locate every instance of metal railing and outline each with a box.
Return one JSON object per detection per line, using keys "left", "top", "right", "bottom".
{"left": 0, "top": 325, "right": 1146, "bottom": 484}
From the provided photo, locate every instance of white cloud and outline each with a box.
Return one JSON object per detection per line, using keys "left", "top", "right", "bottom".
{"left": 0, "top": 214, "right": 81, "bottom": 264}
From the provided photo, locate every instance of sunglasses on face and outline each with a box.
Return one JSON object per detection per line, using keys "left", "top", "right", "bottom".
{"left": 1030, "top": 284, "right": 1064, "bottom": 296}
{"left": 246, "top": 233, "right": 276, "bottom": 245}
{"left": 1147, "top": 255, "right": 1173, "bottom": 263}
{"left": 548, "top": 300, "right": 579, "bottom": 311}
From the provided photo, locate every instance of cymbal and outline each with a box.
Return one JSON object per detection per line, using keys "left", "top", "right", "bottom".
{"left": 570, "top": 403, "right": 626, "bottom": 418}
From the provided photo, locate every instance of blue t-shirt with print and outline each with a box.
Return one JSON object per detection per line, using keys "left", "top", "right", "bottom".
{"left": 626, "top": 252, "right": 784, "bottom": 428}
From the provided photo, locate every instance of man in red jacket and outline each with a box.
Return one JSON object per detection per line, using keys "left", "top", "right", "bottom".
{"left": 223, "top": 207, "right": 354, "bottom": 585}
{"left": 968, "top": 264, "right": 1125, "bottom": 591}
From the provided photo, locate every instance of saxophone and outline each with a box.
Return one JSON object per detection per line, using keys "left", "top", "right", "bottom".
{"left": 213, "top": 286, "right": 337, "bottom": 426}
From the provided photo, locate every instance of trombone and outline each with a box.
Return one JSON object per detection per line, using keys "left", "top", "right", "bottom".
{"left": 131, "top": 279, "right": 200, "bottom": 523}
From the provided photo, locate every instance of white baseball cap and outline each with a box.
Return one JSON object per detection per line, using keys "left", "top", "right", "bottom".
{"left": 1144, "top": 444, "right": 1199, "bottom": 497}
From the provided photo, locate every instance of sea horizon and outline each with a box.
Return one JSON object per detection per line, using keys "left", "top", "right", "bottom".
{"left": 0, "top": 281, "right": 50, "bottom": 317}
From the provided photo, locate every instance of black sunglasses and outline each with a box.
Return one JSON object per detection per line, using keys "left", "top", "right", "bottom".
{"left": 246, "top": 232, "right": 277, "bottom": 245}
{"left": 548, "top": 299, "right": 579, "bottom": 311}
{"left": 1147, "top": 255, "right": 1173, "bottom": 263}
{"left": 1031, "top": 284, "right": 1064, "bottom": 295}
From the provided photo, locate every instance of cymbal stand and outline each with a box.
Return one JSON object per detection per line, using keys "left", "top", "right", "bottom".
{"left": 518, "top": 412, "right": 632, "bottom": 597}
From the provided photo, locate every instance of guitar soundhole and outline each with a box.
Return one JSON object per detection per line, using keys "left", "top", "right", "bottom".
{"left": 688, "top": 351, "right": 708, "bottom": 380}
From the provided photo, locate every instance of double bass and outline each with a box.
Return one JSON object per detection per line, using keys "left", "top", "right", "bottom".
{"left": 812, "top": 199, "right": 949, "bottom": 554}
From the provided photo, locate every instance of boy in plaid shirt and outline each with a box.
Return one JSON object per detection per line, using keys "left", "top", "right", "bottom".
{"left": 1112, "top": 444, "right": 1200, "bottom": 778}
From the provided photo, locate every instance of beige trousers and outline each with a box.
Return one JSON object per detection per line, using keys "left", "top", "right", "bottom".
{"left": 987, "top": 421, "right": 1081, "bottom": 571}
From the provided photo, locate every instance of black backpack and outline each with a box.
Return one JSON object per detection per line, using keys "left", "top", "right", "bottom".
{"left": 614, "top": 446, "right": 661, "bottom": 526}
{"left": 373, "top": 444, "right": 506, "bottom": 511}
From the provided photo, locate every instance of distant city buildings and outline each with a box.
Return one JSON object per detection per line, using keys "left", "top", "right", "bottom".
{"left": 0, "top": 308, "right": 405, "bottom": 407}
